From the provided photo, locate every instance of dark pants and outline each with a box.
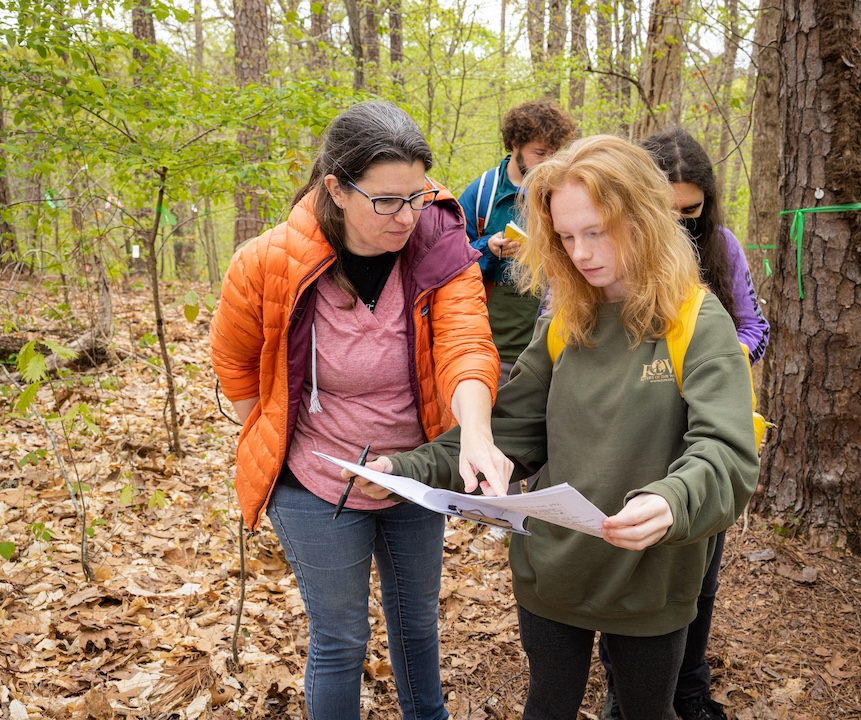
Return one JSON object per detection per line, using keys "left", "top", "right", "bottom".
{"left": 600, "top": 530, "right": 726, "bottom": 701}
{"left": 519, "top": 605, "right": 687, "bottom": 720}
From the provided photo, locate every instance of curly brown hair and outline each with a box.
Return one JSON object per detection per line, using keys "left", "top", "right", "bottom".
{"left": 501, "top": 101, "right": 576, "bottom": 153}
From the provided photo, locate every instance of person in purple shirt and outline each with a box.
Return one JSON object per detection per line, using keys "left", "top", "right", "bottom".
{"left": 599, "top": 127, "right": 771, "bottom": 720}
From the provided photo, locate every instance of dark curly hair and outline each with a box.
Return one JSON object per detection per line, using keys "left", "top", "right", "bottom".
{"left": 641, "top": 127, "right": 739, "bottom": 327}
{"left": 501, "top": 101, "right": 576, "bottom": 153}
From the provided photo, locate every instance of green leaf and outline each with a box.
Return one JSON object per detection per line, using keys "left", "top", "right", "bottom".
{"left": 184, "top": 290, "right": 199, "bottom": 306}
{"left": 184, "top": 303, "right": 199, "bottom": 322}
{"left": 15, "top": 382, "right": 40, "bottom": 414}
{"left": 148, "top": 489, "right": 168, "bottom": 509}
{"left": 16, "top": 341, "right": 36, "bottom": 375}
{"left": 119, "top": 484, "right": 136, "bottom": 506}
{"left": 0, "top": 542, "right": 15, "bottom": 561}
{"left": 21, "top": 354, "right": 47, "bottom": 384}
{"left": 86, "top": 76, "right": 106, "bottom": 97}
{"left": 43, "top": 339, "right": 79, "bottom": 361}
{"left": 204, "top": 293, "right": 218, "bottom": 312}
{"left": 65, "top": 402, "right": 100, "bottom": 435}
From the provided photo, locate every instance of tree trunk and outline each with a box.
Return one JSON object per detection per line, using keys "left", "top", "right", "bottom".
{"left": 424, "top": 0, "right": 434, "bottom": 135}
{"left": 310, "top": 0, "right": 330, "bottom": 74}
{"left": 594, "top": 3, "right": 614, "bottom": 100}
{"left": 616, "top": 0, "right": 636, "bottom": 136}
{"left": 362, "top": 2, "right": 380, "bottom": 93}
{"left": 634, "top": 0, "right": 683, "bottom": 140}
{"left": 746, "top": 0, "right": 782, "bottom": 304}
{"left": 194, "top": 1, "right": 204, "bottom": 72}
{"left": 172, "top": 203, "right": 194, "bottom": 279}
{"left": 389, "top": 0, "right": 404, "bottom": 91}
{"left": 344, "top": 0, "right": 365, "bottom": 90}
{"left": 526, "top": 0, "right": 546, "bottom": 76}
{"left": 499, "top": 0, "right": 507, "bottom": 108}
{"left": 715, "top": 0, "right": 740, "bottom": 200}
{"left": 544, "top": 0, "right": 566, "bottom": 102}
{"left": 130, "top": 0, "right": 155, "bottom": 271}
{"left": 568, "top": 0, "right": 587, "bottom": 122}
{"left": 147, "top": 170, "right": 183, "bottom": 456}
{"left": 233, "top": 0, "right": 270, "bottom": 248}
{"left": 132, "top": 0, "right": 156, "bottom": 66}
{"left": 754, "top": 0, "right": 861, "bottom": 548}
{"left": 0, "top": 86, "right": 19, "bottom": 262}
{"left": 203, "top": 197, "right": 220, "bottom": 288}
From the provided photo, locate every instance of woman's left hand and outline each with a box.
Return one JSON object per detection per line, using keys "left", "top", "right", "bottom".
{"left": 601, "top": 493, "right": 673, "bottom": 550}
{"left": 340, "top": 458, "right": 394, "bottom": 500}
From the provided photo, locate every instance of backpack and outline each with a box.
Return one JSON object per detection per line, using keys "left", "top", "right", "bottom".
{"left": 475, "top": 167, "right": 500, "bottom": 237}
{"left": 546, "top": 287, "right": 770, "bottom": 451}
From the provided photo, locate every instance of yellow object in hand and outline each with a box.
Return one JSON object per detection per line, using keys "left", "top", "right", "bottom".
{"left": 504, "top": 221, "right": 527, "bottom": 242}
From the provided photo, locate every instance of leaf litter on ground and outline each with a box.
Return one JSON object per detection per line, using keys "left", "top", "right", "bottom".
{"left": 0, "top": 281, "right": 859, "bottom": 719}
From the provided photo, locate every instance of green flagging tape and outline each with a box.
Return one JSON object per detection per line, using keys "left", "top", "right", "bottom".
{"left": 746, "top": 244, "right": 776, "bottom": 250}
{"left": 763, "top": 258, "right": 772, "bottom": 278}
{"left": 780, "top": 203, "right": 861, "bottom": 299}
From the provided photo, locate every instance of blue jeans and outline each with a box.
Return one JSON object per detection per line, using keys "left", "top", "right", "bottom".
{"left": 268, "top": 482, "right": 449, "bottom": 720}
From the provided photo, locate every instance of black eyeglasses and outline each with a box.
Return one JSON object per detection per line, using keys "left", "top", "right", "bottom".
{"left": 347, "top": 181, "right": 439, "bottom": 216}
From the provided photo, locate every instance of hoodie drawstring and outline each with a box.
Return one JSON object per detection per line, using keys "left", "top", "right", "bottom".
{"left": 309, "top": 323, "right": 323, "bottom": 414}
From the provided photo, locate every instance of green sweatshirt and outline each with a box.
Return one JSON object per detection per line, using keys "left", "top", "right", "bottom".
{"left": 390, "top": 294, "right": 759, "bottom": 637}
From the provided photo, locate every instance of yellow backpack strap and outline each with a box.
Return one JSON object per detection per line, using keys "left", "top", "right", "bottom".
{"left": 547, "top": 314, "right": 567, "bottom": 363}
{"left": 666, "top": 287, "right": 707, "bottom": 396}
{"left": 741, "top": 342, "right": 774, "bottom": 449}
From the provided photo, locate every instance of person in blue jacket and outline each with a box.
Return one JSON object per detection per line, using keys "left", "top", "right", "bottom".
{"left": 459, "top": 101, "right": 575, "bottom": 389}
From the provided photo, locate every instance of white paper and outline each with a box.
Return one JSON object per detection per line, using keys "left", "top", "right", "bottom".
{"left": 314, "top": 452, "right": 607, "bottom": 538}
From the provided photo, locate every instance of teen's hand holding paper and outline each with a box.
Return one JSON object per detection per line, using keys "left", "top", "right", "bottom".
{"left": 348, "top": 458, "right": 673, "bottom": 550}
{"left": 600, "top": 492, "right": 674, "bottom": 551}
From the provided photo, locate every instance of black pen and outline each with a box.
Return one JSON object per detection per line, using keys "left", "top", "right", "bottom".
{"left": 333, "top": 444, "right": 371, "bottom": 520}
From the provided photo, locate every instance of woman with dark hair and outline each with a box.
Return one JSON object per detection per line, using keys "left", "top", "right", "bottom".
{"left": 598, "top": 128, "right": 771, "bottom": 720}
{"left": 642, "top": 127, "right": 770, "bottom": 364}
{"left": 210, "top": 100, "right": 510, "bottom": 720}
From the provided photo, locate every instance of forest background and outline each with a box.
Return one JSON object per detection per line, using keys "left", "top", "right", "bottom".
{"left": 1, "top": 0, "right": 859, "bottom": 718}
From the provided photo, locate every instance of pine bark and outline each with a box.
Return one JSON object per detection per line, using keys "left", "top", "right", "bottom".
{"left": 754, "top": 0, "right": 861, "bottom": 547}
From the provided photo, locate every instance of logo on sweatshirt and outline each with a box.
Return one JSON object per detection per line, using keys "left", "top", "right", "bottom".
{"left": 641, "top": 358, "right": 675, "bottom": 383}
